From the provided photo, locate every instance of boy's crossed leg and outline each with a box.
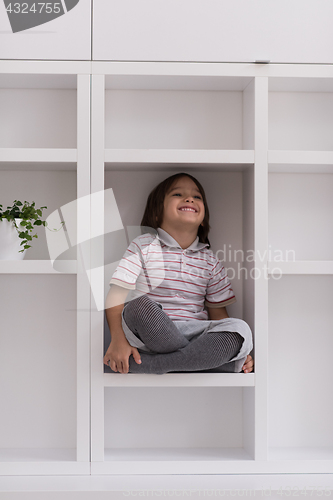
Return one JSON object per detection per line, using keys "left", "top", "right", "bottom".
{"left": 123, "top": 294, "right": 190, "bottom": 353}
{"left": 112, "top": 295, "right": 244, "bottom": 374}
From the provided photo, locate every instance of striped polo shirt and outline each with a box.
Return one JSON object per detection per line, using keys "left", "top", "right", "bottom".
{"left": 109, "top": 227, "right": 236, "bottom": 321}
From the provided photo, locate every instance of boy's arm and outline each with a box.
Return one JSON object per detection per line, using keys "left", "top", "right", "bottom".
{"left": 207, "top": 306, "right": 229, "bottom": 320}
{"left": 104, "top": 285, "right": 142, "bottom": 373}
{"left": 105, "top": 284, "right": 130, "bottom": 339}
{"left": 206, "top": 306, "right": 253, "bottom": 373}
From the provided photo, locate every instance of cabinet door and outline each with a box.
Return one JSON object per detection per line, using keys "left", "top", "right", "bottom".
{"left": 92, "top": 0, "right": 333, "bottom": 63}
{"left": 0, "top": 0, "right": 91, "bottom": 60}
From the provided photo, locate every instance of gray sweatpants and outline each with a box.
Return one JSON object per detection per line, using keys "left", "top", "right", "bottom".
{"left": 105, "top": 295, "right": 253, "bottom": 374}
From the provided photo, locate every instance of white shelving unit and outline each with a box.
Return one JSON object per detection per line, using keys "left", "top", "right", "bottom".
{"left": 0, "top": 61, "right": 91, "bottom": 475}
{"left": 1, "top": 60, "right": 333, "bottom": 478}
{"left": 90, "top": 62, "right": 333, "bottom": 475}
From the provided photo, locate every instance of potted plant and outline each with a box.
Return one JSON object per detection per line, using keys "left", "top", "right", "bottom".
{"left": 0, "top": 200, "right": 47, "bottom": 260}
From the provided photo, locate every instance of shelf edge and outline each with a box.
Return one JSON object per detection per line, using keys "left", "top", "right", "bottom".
{"left": 268, "top": 261, "right": 333, "bottom": 275}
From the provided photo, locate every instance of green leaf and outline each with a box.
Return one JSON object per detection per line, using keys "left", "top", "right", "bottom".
{"left": 34, "top": 220, "right": 42, "bottom": 226}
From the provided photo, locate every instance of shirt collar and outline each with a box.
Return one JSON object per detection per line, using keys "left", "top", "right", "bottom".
{"left": 156, "top": 227, "right": 209, "bottom": 251}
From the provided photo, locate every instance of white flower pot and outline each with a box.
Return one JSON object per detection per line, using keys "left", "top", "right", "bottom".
{"left": 0, "top": 219, "right": 27, "bottom": 260}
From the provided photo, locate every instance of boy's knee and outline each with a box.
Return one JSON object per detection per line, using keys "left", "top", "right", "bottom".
{"left": 227, "top": 318, "right": 252, "bottom": 341}
{"left": 228, "top": 331, "right": 244, "bottom": 351}
{"left": 124, "top": 294, "right": 157, "bottom": 321}
{"left": 228, "top": 317, "right": 250, "bottom": 329}
{"left": 127, "top": 294, "right": 148, "bottom": 308}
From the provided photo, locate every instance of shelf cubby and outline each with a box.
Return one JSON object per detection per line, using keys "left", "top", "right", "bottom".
{"left": 268, "top": 274, "right": 333, "bottom": 465}
{"left": 268, "top": 77, "right": 333, "bottom": 152}
{"left": 98, "top": 386, "right": 255, "bottom": 475}
{"left": 268, "top": 172, "right": 333, "bottom": 262}
{"left": 0, "top": 169, "right": 77, "bottom": 261}
{"left": 0, "top": 274, "right": 86, "bottom": 475}
{"left": 102, "top": 165, "right": 255, "bottom": 366}
{"left": 104, "top": 73, "right": 255, "bottom": 152}
{"left": 0, "top": 74, "right": 77, "bottom": 150}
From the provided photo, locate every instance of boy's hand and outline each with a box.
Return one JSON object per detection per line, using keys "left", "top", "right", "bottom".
{"left": 104, "top": 338, "right": 142, "bottom": 374}
{"left": 242, "top": 354, "right": 254, "bottom": 373}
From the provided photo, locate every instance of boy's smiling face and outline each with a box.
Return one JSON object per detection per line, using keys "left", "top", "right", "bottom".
{"left": 160, "top": 176, "right": 205, "bottom": 233}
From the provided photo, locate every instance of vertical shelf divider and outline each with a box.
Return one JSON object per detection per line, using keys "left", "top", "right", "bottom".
{"left": 242, "top": 78, "right": 255, "bottom": 459}
{"left": 90, "top": 73, "right": 106, "bottom": 463}
{"left": 254, "top": 76, "right": 269, "bottom": 461}
{"left": 76, "top": 73, "right": 92, "bottom": 462}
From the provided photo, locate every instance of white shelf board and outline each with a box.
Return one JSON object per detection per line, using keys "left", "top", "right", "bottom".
{"left": 269, "top": 447, "right": 333, "bottom": 461}
{"left": 0, "top": 60, "right": 90, "bottom": 78}
{"left": 96, "top": 447, "right": 255, "bottom": 475}
{"left": 269, "top": 77, "right": 333, "bottom": 93}
{"left": 0, "top": 260, "right": 77, "bottom": 274}
{"left": 104, "top": 373, "right": 255, "bottom": 387}
{"left": 268, "top": 261, "right": 333, "bottom": 275}
{"left": 0, "top": 448, "right": 76, "bottom": 462}
{"left": 268, "top": 150, "right": 333, "bottom": 173}
{"left": 95, "top": 451, "right": 333, "bottom": 475}
{"left": 105, "top": 447, "right": 253, "bottom": 462}
{"left": 0, "top": 148, "right": 77, "bottom": 164}
{"left": 0, "top": 74, "right": 78, "bottom": 89}
{"left": 269, "top": 164, "right": 333, "bottom": 174}
{"left": 93, "top": 61, "right": 257, "bottom": 79}
{"left": 93, "top": 61, "right": 333, "bottom": 82}
{"left": 0, "top": 448, "right": 89, "bottom": 475}
{"left": 0, "top": 162, "right": 77, "bottom": 171}
{"left": 105, "top": 149, "right": 254, "bottom": 168}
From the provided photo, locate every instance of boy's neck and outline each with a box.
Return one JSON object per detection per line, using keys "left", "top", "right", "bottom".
{"left": 159, "top": 225, "right": 198, "bottom": 249}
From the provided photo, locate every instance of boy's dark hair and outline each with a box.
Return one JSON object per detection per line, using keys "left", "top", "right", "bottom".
{"left": 140, "top": 172, "right": 211, "bottom": 247}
